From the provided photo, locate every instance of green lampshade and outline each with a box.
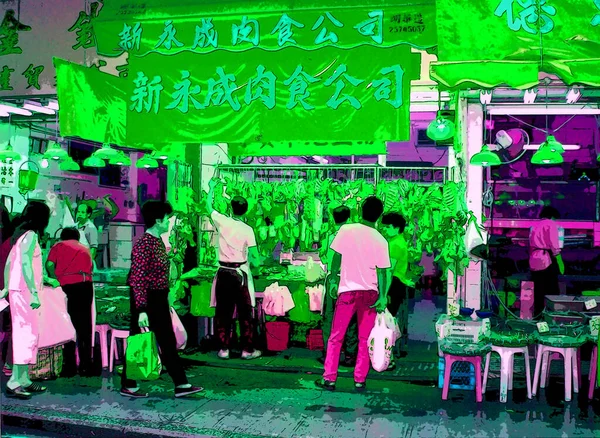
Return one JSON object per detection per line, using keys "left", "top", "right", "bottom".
{"left": 426, "top": 115, "right": 455, "bottom": 141}
{"left": 531, "top": 145, "right": 564, "bottom": 165}
{"left": 470, "top": 145, "right": 501, "bottom": 166}
{"left": 43, "top": 141, "right": 69, "bottom": 160}
{"left": 136, "top": 155, "right": 159, "bottom": 169}
{"left": 93, "top": 144, "right": 120, "bottom": 160}
{"left": 544, "top": 135, "right": 564, "bottom": 154}
{"left": 109, "top": 151, "right": 131, "bottom": 166}
{"left": 0, "top": 142, "right": 22, "bottom": 162}
{"left": 59, "top": 158, "right": 80, "bottom": 171}
{"left": 83, "top": 155, "right": 106, "bottom": 168}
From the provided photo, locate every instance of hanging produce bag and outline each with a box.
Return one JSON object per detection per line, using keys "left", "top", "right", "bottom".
{"left": 305, "top": 285, "right": 324, "bottom": 312}
{"left": 368, "top": 313, "right": 396, "bottom": 372}
{"left": 125, "top": 329, "right": 162, "bottom": 381}
{"left": 382, "top": 309, "right": 402, "bottom": 344}
{"left": 191, "top": 284, "right": 215, "bottom": 317}
{"left": 288, "top": 284, "right": 312, "bottom": 324}
{"left": 171, "top": 307, "right": 187, "bottom": 350}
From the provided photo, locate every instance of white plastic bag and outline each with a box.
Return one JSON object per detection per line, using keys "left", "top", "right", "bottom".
{"left": 382, "top": 309, "right": 401, "bottom": 343}
{"left": 305, "top": 285, "right": 324, "bottom": 312}
{"left": 368, "top": 313, "right": 395, "bottom": 372}
{"left": 170, "top": 307, "right": 188, "bottom": 351}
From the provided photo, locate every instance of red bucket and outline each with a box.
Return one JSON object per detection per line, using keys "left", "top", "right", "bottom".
{"left": 265, "top": 321, "right": 290, "bottom": 352}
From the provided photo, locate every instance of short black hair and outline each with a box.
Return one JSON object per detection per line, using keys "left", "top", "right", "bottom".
{"left": 332, "top": 205, "right": 351, "bottom": 225}
{"left": 78, "top": 204, "right": 93, "bottom": 215}
{"left": 13, "top": 200, "right": 51, "bottom": 237}
{"left": 361, "top": 196, "right": 384, "bottom": 223}
{"left": 381, "top": 212, "right": 407, "bottom": 233}
{"left": 141, "top": 200, "right": 173, "bottom": 229}
{"left": 231, "top": 196, "right": 249, "bottom": 216}
{"left": 60, "top": 227, "right": 80, "bottom": 241}
{"left": 540, "top": 206, "right": 560, "bottom": 220}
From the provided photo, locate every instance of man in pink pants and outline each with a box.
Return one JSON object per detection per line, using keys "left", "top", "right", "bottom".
{"left": 316, "top": 196, "right": 391, "bottom": 392}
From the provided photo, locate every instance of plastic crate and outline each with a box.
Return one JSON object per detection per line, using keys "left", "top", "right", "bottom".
{"left": 438, "top": 357, "right": 476, "bottom": 390}
{"left": 306, "top": 329, "right": 324, "bottom": 351}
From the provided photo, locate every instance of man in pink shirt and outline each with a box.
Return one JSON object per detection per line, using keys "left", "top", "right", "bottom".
{"left": 529, "top": 206, "right": 564, "bottom": 318}
{"left": 316, "top": 196, "right": 391, "bottom": 392}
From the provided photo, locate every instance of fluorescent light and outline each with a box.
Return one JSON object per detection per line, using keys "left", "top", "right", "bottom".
{"left": 523, "top": 144, "right": 581, "bottom": 151}
{"left": 46, "top": 100, "right": 59, "bottom": 110}
{"left": 312, "top": 156, "right": 329, "bottom": 164}
{"left": 410, "top": 91, "right": 451, "bottom": 102}
{"left": 410, "top": 104, "right": 441, "bottom": 112}
{"left": 0, "top": 104, "right": 32, "bottom": 116}
{"left": 23, "top": 103, "right": 55, "bottom": 115}
{"left": 488, "top": 106, "right": 600, "bottom": 115}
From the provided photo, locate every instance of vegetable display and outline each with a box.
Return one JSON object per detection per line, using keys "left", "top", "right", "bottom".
{"left": 193, "top": 175, "right": 476, "bottom": 286}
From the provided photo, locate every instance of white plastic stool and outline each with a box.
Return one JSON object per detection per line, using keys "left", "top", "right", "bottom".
{"left": 533, "top": 344, "right": 580, "bottom": 402}
{"left": 95, "top": 324, "right": 111, "bottom": 369}
{"left": 482, "top": 345, "right": 532, "bottom": 403}
{"left": 109, "top": 329, "right": 129, "bottom": 372}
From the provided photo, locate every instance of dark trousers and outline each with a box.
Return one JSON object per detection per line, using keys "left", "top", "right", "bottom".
{"left": 214, "top": 268, "right": 255, "bottom": 352}
{"left": 322, "top": 276, "right": 357, "bottom": 357}
{"left": 122, "top": 288, "right": 188, "bottom": 388}
{"left": 387, "top": 276, "right": 409, "bottom": 353}
{"left": 532, "top": 260, "right": 560, "bottom": 318}
{"left": 62, "top": 282, "right": 94, "bottom": 374}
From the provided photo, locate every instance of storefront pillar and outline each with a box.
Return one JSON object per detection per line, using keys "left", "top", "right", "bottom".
{"left": 446, "top": 97, "right": 485, "bottom": 312}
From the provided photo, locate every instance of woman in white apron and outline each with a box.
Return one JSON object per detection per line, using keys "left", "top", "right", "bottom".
{"left": 2, "top": 201, "right": 51, "bottom": 399}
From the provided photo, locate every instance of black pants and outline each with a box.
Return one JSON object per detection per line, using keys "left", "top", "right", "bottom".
{"left": 387, "top": 277, "right": 409, "bottom": 353}
{"left": 121, "top": 288, "right": 188, "bottom": 388}
{"left": 62, "top": 282, "right": 94, "bottom": 374}
{"left": 214, "top": 267, "right": 255, "bottom": 352}
{"left": 531, "top": 260, "right": 560, "bottom": 318}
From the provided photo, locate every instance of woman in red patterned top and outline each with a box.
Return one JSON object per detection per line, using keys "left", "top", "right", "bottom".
{"left": 120, "top": 201, "right": 202, "bottom": 398}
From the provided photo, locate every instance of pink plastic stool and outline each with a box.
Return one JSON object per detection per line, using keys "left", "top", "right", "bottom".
{"left": 542, "top": 351, "right": 582, "bottom": 390}
{"left": 95, "top": 324, "right": 111, "bottom": 369}
{"left": 109, "top": 328, "right": 129, "bottom": 372}
{"left": 589, "top": 345, "right": 598, "bottom": 400}
{"left": 441, "top": 354, "right": 485, "bottom": 402}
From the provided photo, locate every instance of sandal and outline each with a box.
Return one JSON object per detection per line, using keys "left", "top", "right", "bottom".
{"left": 23, "top": 382, "right": 47, "bottom": 393}
{"left": 6, "top": 386, "right": 32, "bottom": 399}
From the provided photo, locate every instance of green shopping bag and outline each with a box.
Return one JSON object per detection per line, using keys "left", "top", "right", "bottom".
{"left": 191, "top": 284, "right": 216, "bottom": 317}
{"left": 125, "top": 329, "right": 162, "bottom": 381}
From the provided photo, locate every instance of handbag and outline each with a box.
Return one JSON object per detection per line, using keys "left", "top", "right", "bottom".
{"left": 125, "top": 328, "right": 162, "bottom": 381}
{"left": 170, "top": 307, "right": 187, "bottom": 351}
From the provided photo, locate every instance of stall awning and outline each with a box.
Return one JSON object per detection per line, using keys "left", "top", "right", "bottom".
{"left": 432, "top": 0, "right": 600, "bottom": 89}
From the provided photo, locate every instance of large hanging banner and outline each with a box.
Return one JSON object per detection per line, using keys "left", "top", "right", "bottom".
{"left": 124, "top": 44, "right": 420, "bottom": 148}
{"left": 434, "top": 0, "right": 600, "bottom": 88}
{"left": 55, "top": 58, "right": 127, "bottom": 145}
{"left": 93, "top": 0, "right": 436, "bottom": 56}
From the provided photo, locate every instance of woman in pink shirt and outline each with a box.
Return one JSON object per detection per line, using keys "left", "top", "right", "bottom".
{"left": 529, "top": 206, "right": 564, "bottom": 318}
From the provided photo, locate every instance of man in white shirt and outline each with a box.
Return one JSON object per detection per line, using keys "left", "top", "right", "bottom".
{"left": 316, "top": 196, "right": 391, "bottom": 392}
{"left": 75, "top": 203, "right": 98, "bottom": 264}
{"left": 206, "top": 178, "right": 262, "bottom": 360}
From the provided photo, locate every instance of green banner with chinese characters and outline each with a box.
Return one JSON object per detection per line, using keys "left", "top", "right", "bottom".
{"left": 434, "top": 0, "right": 600, "bottom": 88}
{"left": 55, "top": 58, "right": 127, "bottom": 145}
{"left": 124, "top": 44, "right": 419, "bottom": 149}
{"left": 93, "top": 0, "right": 436, "bottom": 56}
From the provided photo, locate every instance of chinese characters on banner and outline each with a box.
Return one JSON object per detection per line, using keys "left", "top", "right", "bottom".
{"left": 120, "top": 45, "right": 419, "bottom": 146}
{"left": 0, "top": 161, "right": 15, "bottom": 188}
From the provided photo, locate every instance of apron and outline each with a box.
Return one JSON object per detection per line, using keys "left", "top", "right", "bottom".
{"left": 210, "top": 261, "right": 256, "bottom": 308}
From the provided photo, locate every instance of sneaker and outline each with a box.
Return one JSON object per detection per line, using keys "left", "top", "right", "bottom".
{"left": 315, "top": 378, "right": 336, "bottom": 391}
{"left": 354, "top": 381, "right": 367, "bottom": 392}
{"left": 120, "top": 387, "right": 149, "bottom": 398}
{"left": 175, "top": 385, "right": 204, "bottom": 398}
{"left": 241, "top": 350, "right": 262, "bottom": 360}
{"left": 6, "top": 386, "right": 32, "bottom": 400}
{"left": 218, "top": 349, "right": 230, "bottom": 360}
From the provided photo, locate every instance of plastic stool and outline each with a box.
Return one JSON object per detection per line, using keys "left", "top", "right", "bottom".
{"left": 589, "top": 345, "right": 598, "bottom": 400}
{"left": 533, "top": 344, "right": 581, "bottom": 402}
{"left": 109, "top": 328, "right": 129, "bottom": 372}
{"left": 442, "top": 354, "right": 487, "bottom": 402}
{"left": 482, "top": 345, "right": 532, "bottom": 402}
{"left": 542, "top": 351, "right": 582, "bottom": 389}
{"left": 95, "top": 324, "right": 111, "bottom": 369}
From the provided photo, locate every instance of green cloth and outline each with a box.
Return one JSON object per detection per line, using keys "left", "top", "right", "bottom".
{"left": 125, "top": 331, "right": 162, "bottom": 381}
{"left": 439, "top": 339, "right": 492, "bottom": 357}
{"left": 190, "top": 284, "right": 216, "bottom": 317}
{"left": 389, "top": 234, "right": 409, "bottom": 285}
{"left": 435, "top": 0, "right": 600, "bottom": 89}
{"left": 94, "top": 0, "right": 436, "bottom": 55}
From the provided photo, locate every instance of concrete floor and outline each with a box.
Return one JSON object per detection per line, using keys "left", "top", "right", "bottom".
{"left": 2, "top": 362, "right": 599, "bottom": 438}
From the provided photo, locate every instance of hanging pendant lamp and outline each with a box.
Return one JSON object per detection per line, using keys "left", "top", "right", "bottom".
{"left": 470, "top": 145, "right": 502, "bottom": 166}
{"left": 0, "top": 141, "right": 22, "bottom": 162}
{"left": 531, "top": 143, "right": 563, "bottom": 165}
{"left": 136, "top": 154, "right": 159, "bottom": 169}
{"left": 83, "top": 155, "right": 106, "bottom": 168}
{"left": 426, "top": 112, "right": 455, "bottom": 141}
{"left": 109, "top": 151, "right": 131, "bottom": 166}
{"left": 93, "top": 143, "right": 120, "bottom": 160}
{"left": 43, "top": 140, "right": 69, "bottom": 161}
{"left": 59, "top": 157, "right": 80, "bottom": 171}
